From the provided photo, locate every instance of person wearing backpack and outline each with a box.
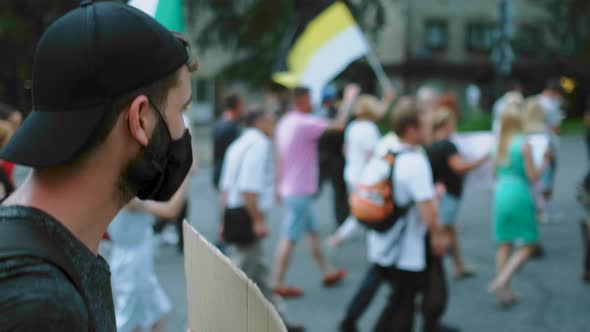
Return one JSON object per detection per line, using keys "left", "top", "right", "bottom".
{"left": 0, "top": 2, "right": 196, "bottom": 331}
{"left": 328, "top": 91, "right": 394, "bottom": 247}
{"left": 367, "top": 100, "right": 451, "bottom": 332}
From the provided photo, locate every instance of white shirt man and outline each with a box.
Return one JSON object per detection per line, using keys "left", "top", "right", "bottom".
{"left": 219, "top": 113, "right": 275, "bottom": 299}
{"left": 220, "top": 128, "right": 274, "bottom": 214}
{"left": 365, "top": 100, "right": 450, "bottom": 332}
{"left": 367, "top": 144, "right": 435, "bottom": 271}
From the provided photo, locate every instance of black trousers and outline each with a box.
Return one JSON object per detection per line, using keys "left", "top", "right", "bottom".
{"left": 153, "top": 200, "right": 188, "bottom": 253}
{"left": 342, "top": 264, "right": 383, "bottom": 325}
{"left": 319, "top": 156, "right": 349, "bottom": 225}
{"left": 374, "top": 238, "right": 447, "bottom": 332}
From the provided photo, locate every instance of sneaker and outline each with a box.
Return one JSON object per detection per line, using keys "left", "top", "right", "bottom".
{"left": 530, "top": 245, "right": 545, "bottom": 259}
{"left": 323, "top": 269, "right": 346, "bottom": 287}
{"left": 285, "top": 323, "right": 305, "bottom": 332}
{"left": 436, "top": 322, "right": 461, "bottom": 332}
{"left": 339, "top": 319, "right": 358, "bottom": 332}
{"left": 272, "top": 286, "right": 304, "bottom": 299}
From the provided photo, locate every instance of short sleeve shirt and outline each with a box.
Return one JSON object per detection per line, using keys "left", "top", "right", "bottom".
{"left": 212, "top": 118, "right": 240, "bottom": 189}
{"left": 344, "top": 120, "right": 381, "bottom": 185}
{"left": 426, "top": 139, "right": 463, "bottom": 197}
{"left": 276, "top": 111, "right": 329, "bottom": 196}
{"left": 220, "top": 128, "right": 275, "bottom": 213}
{"left": 367, "top": 146, "right": 435, "bottom": 271}
{"left": 0, "top": 206, "right": 115, "bottom": 331}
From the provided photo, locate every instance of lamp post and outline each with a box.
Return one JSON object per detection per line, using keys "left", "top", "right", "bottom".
{"left": 491, "top": 0, "right": 515, "bottom": 98}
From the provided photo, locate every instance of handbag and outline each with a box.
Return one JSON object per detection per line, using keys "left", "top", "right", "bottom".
{"left": 221, "top": 142, "right": 257, "bottom": 246}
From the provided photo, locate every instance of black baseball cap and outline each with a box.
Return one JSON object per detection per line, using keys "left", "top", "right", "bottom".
{"left": 0, "top": 0, "right": 189, "bottom": 168}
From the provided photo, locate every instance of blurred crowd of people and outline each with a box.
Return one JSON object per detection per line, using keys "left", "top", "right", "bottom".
{"left": 208, "top": 76, "right": 583, "bottom": 332}
{"left": 0, "top": 73, "right": 580, "bottom": 332}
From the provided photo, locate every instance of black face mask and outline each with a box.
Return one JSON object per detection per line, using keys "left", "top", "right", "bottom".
{"left": 124, "top": 102, "right": 193, "bottom": 201}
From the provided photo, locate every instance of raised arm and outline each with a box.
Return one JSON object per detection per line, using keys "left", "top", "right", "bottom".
{"left": 329, "top": 84, "right": 360, "bottom": 130}
{"left": 447, "top": 153, "right": 489, "bottom": 175}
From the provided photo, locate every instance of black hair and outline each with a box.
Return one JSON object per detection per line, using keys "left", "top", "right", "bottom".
{"left": 243, "top": 108, "right": 266, "bottom": 127}
{"left": 0, "top": 101, "right": 19, "bottom": 120}
{"left": 545, "top": 78, "right": 563, "bottom": 93}
{"left": 506, "top": 80, "right": 523, "bottom": 93}
{"left": 224, "top": 93, "right": 242, "bottom": 110}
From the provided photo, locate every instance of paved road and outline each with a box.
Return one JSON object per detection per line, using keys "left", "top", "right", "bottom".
{"left": 155, "top": 135, "right": 590, "bottom": 332}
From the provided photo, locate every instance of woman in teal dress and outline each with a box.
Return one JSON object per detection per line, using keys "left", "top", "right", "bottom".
{"left": 489, "top": 104, "right": 551, "bottom": 306}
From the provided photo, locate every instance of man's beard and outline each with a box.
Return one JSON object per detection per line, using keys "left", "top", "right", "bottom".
{"left": 115, "top": 124, "right": 168, "bottom": 206}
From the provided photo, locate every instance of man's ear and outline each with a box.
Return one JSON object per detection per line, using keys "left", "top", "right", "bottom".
{"left": 127, "top": 95, "right": 151, "bottom": 147}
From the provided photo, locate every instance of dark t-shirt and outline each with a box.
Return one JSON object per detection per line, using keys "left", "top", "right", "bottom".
{"left": 426, "top": 139, "right": 464, "bottom": 197}
{"left": 0, "top": 206, "right": 115, "bottom": 332}
{"left": 212, "top": 118, "right": 240, "bottom": 189}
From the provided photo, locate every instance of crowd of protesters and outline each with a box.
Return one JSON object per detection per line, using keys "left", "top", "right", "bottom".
{"left": 0, "top": 3, "right": 587, "bottom": 332}
{"left": 211, "top": 76, "right": 585, "bottom": 332}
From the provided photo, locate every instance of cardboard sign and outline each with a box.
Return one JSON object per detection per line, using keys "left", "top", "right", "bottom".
{"left": 183, "top": 221, "right": 287, "bottom": 332}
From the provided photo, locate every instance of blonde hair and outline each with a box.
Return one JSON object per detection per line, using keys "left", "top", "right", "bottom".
{"left": 432, "top": 107, "right": 454, "bottom": 132}
{"left": 496, "top": 103, "right": 523, "bottom": 165}
{"left": 521, "top": 97, "right": 546, "bottom": 133}
{"left": 354, "top": 94, "right": 383, "bottom": 121}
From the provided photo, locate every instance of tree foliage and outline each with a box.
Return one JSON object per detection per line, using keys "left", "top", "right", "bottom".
{"left": 186, "top": 0, "right": 386, "bottom": 88}
{"left": 0, "top": 0, "right": 79, "bottom": 111}
{"left": 515, "top": 0, "right": 590, "bottom": 64}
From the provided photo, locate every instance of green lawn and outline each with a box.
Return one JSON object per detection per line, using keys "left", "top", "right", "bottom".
{"left": 560, "top": 118, "right": 585, "bottom": 135}
{"left": 457, "top": 112, "right": 492, "bottom": 132}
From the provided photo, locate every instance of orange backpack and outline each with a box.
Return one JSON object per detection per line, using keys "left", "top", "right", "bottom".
{"left": 349, "top": 151, "right": 412, "bottom": 232}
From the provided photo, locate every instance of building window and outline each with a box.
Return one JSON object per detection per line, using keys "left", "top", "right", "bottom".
{"left": 424, "top": 19, "right": 448, "bottom": 51}
{"left": 514, "top": 24, "right": 544, "bottom": 55}
{"left": 465, "top": 22, "right": 495, "bottom": 52}
{"left": 192, "top": 78, "right": 211, "bottom": 103}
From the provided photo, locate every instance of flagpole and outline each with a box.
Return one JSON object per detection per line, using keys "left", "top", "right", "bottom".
{"left": 365, "top": 47, "right": 393, "bottom": 92}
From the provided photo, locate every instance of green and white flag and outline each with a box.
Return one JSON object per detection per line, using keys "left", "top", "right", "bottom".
{"left": 129, "top": 0, "right": 185, "bottom": 32}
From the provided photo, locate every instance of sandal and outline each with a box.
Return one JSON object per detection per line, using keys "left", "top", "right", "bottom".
{"left": 272, "top": 285, "right": 304, "bottom": 299}
{"left": 323, "top": 269, "right": 346, "bottom": 287}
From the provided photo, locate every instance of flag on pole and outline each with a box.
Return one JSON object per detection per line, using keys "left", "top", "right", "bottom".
{"left": 129, "top": 0, "right": 185, "bottom": 32}
{"left": 273, "top": 2, "right": 369, "bottom": 103}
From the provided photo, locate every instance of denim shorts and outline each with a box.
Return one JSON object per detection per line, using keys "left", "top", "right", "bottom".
{"left": 281, "top": 195, "right": 318, "bottom": 241}
{"left": 540, "top": 164, "right": 555, "bottom": 192}
{"left": 439, "top": 194, "right": 461, "bottom": 225}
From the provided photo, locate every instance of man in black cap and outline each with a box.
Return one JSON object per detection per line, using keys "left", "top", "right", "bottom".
{"left": 0, "top": 1, "right": 196, "bottom": 331}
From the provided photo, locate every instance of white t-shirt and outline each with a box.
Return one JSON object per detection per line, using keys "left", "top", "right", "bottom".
{"left": 220, "top": 128, "right": 275, "bottom": 213}
{"left": 537, "top": 95, "right": 565, "bottom": 128}
{"left": 344, "top": 120, "right": 381, "bottom": 185}
{"left": 374, "top": 132, "right": 401, "bottom": 157}
{"left": 527, "top": 132, "right": 550, "bottom": 168}
{"left": 367, "top": 144, "right": 435, "bottom": 271}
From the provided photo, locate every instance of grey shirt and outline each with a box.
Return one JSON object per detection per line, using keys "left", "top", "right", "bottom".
{"left": 0, "top": 206, "right": 115, "bottom": 331}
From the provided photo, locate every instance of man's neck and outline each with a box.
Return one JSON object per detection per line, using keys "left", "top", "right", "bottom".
{"left": 433, "top": 131, "right": 449, "bottom": 141}
{"left": 4, "top": 169, "right": 123, "bottom": 255}
{"left": 399, "top": 137, "right": 418, "bottom": 148}
{"left": 223, "top": 110, "right": 239, "bottom": 121}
